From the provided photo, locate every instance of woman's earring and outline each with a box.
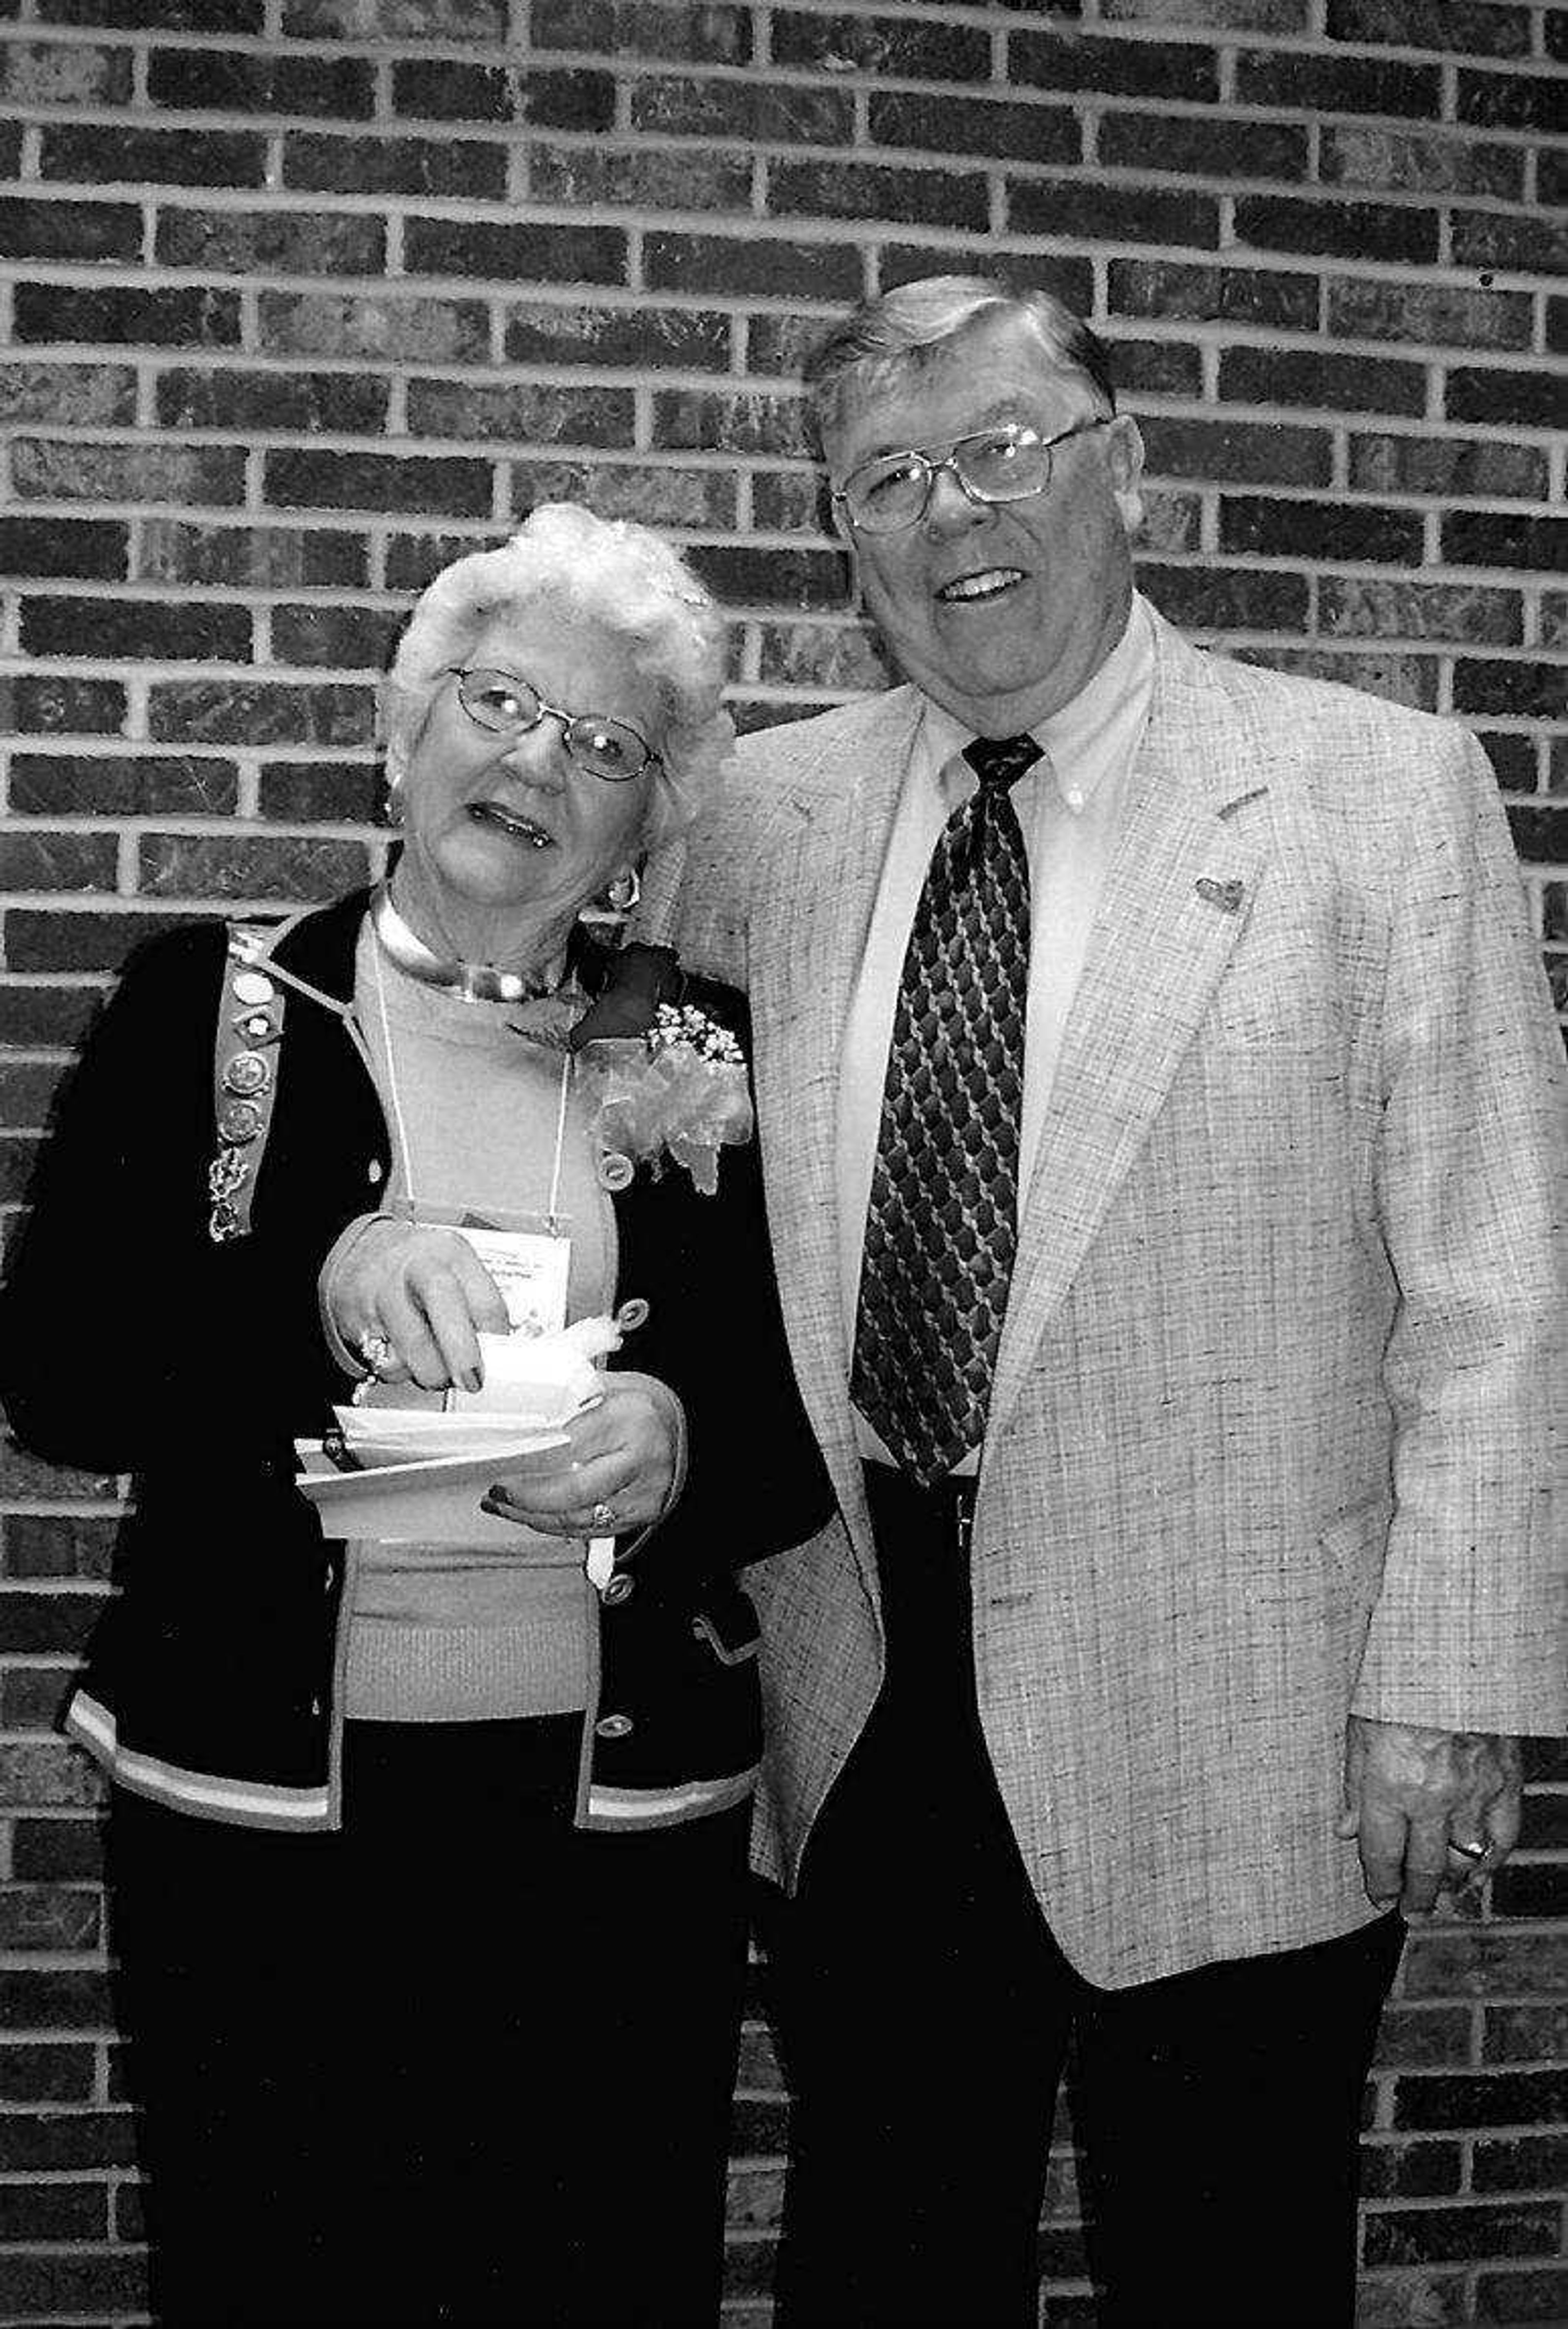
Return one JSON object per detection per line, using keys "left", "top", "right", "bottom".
{"left": 605, "top": 866, "right": 641, "bottom": 914}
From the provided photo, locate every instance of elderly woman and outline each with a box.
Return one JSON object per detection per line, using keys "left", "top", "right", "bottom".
{"left": 0, "top": 506, "right": 827, "bottom": 2327}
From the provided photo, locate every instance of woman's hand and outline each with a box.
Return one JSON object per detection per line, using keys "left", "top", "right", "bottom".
{"left": 481, "top": 1373, "right": 682, "bottom": 1540}
{"left": 326, "top": 1218, "right": 511, "bottom": 1392}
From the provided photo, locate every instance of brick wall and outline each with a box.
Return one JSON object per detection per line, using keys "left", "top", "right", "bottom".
{"left": 0, "top": 0, "right": 1563, "bottom": 2321}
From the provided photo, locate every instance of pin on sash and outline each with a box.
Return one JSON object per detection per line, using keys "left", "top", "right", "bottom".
{"left": 1195, "top": 877, "right": 1245, "bottom": 914}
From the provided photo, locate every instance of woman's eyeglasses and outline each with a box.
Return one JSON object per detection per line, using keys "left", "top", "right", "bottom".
{"left": 450, "top": 667, "right": 659, "bottom": 782}
{"left": 833, "top": 416, "right": 1113, "bottom": 536}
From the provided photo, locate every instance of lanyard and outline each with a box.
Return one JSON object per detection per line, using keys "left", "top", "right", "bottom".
{"left": 371, "top": 934, "right": 572, "bottom": 1232}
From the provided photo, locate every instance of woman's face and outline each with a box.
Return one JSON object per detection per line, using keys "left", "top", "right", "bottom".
{"left": 399, "top": 603, "right": 660, "bottom": 951}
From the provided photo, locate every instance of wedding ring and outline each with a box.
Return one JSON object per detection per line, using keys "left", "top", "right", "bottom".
{"left": 358, "top": 1331, "right": 393, "bottom": 1373}
{"left": 1448, "top": 1837, "right": 1489, "bottom": 1861}
{"left": 590, "top": 1500, "right": 616, "bottom": 1530}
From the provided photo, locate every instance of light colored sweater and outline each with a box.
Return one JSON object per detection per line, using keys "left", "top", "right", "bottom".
{"left": 341, "top": 918, "right": 615, "bottom": 1722}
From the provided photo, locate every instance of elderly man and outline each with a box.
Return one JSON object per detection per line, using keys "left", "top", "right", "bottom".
{"left": 608, "top": 277, "right": 1566, "bottom": 2326}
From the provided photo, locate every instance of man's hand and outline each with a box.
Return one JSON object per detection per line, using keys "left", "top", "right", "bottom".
{"left": 1338, "top": 1718, "right": 1522, "bottom": 1917}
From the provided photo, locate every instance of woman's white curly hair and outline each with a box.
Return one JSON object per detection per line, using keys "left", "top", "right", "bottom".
{"left": 382, "top": 503, "right": 733, "bottom": 847}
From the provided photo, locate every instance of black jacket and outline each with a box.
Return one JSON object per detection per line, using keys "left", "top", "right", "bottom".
{"left": 0, "top": 889, "right": 829, "bottom": 1830}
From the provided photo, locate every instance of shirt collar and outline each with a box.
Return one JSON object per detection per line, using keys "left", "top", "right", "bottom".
{"left": 918, "top": 591, "right": 1155, "bottom": 818}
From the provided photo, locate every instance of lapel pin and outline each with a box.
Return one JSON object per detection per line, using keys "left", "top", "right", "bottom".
{"left": 1195, "top": 877, "right": 1245, "bottom": 913}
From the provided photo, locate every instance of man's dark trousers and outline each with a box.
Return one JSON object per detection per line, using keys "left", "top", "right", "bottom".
{"left": 764, "top": 1460, "right": 1404, "bottom": 2328}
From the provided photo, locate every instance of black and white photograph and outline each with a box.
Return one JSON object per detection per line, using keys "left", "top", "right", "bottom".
{"left": 0, "top": 4, "right": 1562, "bottom": 2324}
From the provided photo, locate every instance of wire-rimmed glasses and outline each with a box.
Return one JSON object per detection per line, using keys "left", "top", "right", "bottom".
{"left": 833, "top": 417, "right": 1113, "bottom": 535}
{"left": 451, "top": 667, "right": 659, "bottom": 782}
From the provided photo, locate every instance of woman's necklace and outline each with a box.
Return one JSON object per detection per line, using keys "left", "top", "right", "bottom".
{"left": 370, "top": 884, "right": 589, "bottom": 1052}
{"left": 370, "top": 882, "right": 564, "bottom": 1005}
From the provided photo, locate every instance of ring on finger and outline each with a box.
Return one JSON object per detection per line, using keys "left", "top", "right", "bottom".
{"left": 359, "top": 1331, "right": 394, "bottom": 1374}
{"left": 1448, "top": 1836, "right": 1489, "bottom": 1862}
{"left": 589, "top": 1500, "right": 616, "bottom": 1530}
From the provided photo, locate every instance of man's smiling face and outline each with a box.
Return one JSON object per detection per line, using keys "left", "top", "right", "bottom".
{"left": 824, "top": 311, "right": 1145, "bottom": 738}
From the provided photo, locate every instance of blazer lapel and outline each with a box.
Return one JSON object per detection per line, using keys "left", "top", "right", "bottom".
{"left": 988, "top": 626, "right": 1273, "bottom": 1444}
{"left": 751, "top": 695, "right": 919, "bottom": 1551}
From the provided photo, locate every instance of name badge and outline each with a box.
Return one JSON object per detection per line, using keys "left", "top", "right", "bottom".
{"left": 456, "top": 1224, "right": 571, "bottom": 1339}
{"left": 393, "top": 1201, "right": 574, "bottom": 1339}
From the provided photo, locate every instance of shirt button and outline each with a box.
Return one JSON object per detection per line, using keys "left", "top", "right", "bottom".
{"left": 601, "top": 1571, "right": 635, "bottom": 1607}
{"left": 594, "top": 1712, "right": 633, "bottom": 1741}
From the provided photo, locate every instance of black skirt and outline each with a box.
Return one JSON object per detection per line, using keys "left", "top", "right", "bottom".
{"left": 108, "top": 1714, "right": 751, "bottom": 2326}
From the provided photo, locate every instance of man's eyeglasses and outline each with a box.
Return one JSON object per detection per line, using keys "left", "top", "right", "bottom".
{"left": 833, "top": 417, "right": 1114, "bottom": 536}
{"left": 450, "top": 667, "right": 660, "bottom": 782}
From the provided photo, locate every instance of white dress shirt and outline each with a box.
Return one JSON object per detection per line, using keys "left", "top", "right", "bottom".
{"left": 838, "top": 592, "right": 1157, "bottom": 1468}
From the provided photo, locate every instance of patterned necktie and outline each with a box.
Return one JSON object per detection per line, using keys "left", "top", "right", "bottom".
{"left": 851, "top": 733, "right": 1038, "bottom": 1488}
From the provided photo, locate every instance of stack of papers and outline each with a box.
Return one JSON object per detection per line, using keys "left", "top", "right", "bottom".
{"left": 292, "top": 1315, "right": 623, "bottom": 1547}
{"left": 294, "top": 1417, "right": 574, "bottom": 1544}
{"left": 326, "top": 1405, "right": 567, "bottom": 1470}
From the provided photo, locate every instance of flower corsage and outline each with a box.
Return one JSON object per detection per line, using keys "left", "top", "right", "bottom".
{"left": 576, "top": 1003, "right": 753, "bottom": 1197}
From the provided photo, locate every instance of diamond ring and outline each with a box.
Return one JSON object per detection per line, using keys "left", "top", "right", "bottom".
{"left": 1448, "top": 1837, "right": 1489, "bottom": 1861}
{"left": 358, "top": 1331, "right": 393, "bottom": 1373}
{"left": 590, "top": 1500, "right": 616, "bottom": 1530}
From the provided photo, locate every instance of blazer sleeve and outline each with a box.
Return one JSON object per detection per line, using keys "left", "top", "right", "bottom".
{"left": 1354, "top": 727, "right": 1568, "bottom": 1735}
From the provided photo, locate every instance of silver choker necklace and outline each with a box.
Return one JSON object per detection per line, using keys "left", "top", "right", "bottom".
{"left": 370, "top": 885, "right": 564, "bottom": 1006}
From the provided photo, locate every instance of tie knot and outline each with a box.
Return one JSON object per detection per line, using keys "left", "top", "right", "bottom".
{"left": 962, "top": 733, "right": 1040, "bottom": 793}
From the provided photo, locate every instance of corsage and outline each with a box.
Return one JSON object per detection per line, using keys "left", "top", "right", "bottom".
{"left": 576, "top": 1004, "right": 753, "bottom": 1197}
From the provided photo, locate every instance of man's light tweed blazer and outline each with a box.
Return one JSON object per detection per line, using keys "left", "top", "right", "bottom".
{"left": 668, "top": 609, "right": 1568, "bottom": 1989}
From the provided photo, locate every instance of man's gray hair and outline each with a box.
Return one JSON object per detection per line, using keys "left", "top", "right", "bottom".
{"left": 804, "top": 276, "right": 1119, "bottom": 456}
{"left": 381, "top": 503, "right": 733, "bottom": 849}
